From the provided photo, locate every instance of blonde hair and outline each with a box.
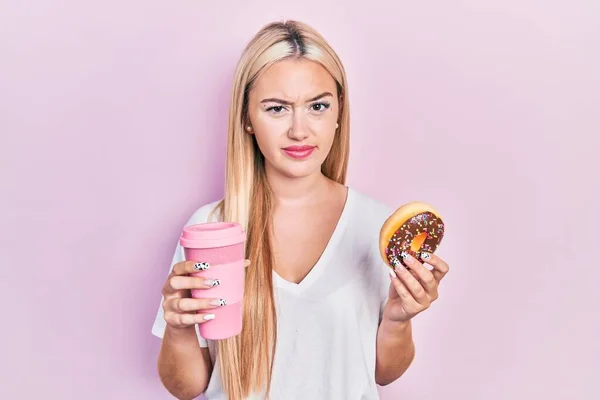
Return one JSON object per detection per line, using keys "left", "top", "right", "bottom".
{"left": 213, "top": 20, "right": 351, "bottom": 399}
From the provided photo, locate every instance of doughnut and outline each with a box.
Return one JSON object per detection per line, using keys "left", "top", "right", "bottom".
{"left": 379, "top": 201, "right": 445, "bottom": 268}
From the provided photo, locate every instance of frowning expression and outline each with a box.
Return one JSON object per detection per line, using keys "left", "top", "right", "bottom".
{"left": 246, "top": 58, "right": 340, "bottom": 179}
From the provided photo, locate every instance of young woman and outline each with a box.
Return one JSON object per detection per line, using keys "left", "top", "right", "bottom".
{"left": 152, "top": 20, "right": 449, "bottom": 400}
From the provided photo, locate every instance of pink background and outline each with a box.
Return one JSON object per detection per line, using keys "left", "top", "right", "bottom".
{"left": 1, "top": 0, "right": 598, "bottom": 399}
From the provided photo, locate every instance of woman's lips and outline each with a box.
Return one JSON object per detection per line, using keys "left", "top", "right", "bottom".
{"left": 282, "top": 145, "right": 316, "bottom": 160}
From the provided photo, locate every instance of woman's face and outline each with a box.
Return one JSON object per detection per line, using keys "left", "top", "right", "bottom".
{"left": 246, "top": 58, "right": 340, "bottom": 180}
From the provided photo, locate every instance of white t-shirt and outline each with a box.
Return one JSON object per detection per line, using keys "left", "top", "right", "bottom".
{"left": 152, "top": 187, "right": 394, "bottom": 400}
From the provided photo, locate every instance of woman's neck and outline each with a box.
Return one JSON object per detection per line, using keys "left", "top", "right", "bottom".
{"left": 264, "top": 164, "right": 332, "bottom": 206}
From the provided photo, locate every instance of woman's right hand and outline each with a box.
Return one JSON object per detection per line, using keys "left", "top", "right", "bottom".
{"left": 161, "top": 259, "right": 250, "bottom": 329}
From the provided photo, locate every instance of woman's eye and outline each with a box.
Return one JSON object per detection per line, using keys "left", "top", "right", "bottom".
{"left": 311, "top": 103, "right": 330, "bottom": 112}
{"left": 267, "top": 106, "right": 285, "bottom": 113}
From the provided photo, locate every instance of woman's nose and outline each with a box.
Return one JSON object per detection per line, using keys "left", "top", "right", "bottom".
{"left": 287, "top": 113, "right": 309, "bottom": 140}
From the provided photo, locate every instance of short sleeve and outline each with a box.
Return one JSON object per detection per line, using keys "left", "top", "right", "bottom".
{"left": 378, "top": 261, "right": 391, "bottom": 323}
{"left": 150, "top": 202, "right": 223, "bottom": 348}
{"left": 368, "top": 199, "right": 394, "bottom": 324}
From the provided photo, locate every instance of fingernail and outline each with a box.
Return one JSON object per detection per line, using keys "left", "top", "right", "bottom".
{"left": 210, "top": 299, "right": 227, "bottom": 306}
{"left": 421, "top": 252, "right": 431, "bottom": 261}
{"left": 204, "top": 279, "right": 221, "bottom": 287}
{"left": 389, "top": 268, "right": 397, "bottom": 279}
{"left": 203, "top": 314, "right": 215, "bottom": 320}
{"left": 394, "top": 255, "right": 406, "bottom": 273}
{"left": 194, "top": 262, "right": 209, "bottom": 271}
{"left": 402, "top": 251, "right": 414, "bottom": 265}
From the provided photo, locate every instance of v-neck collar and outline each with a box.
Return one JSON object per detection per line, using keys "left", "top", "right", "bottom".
{"left": 272, "top": 186, "right": 355, "bottom": 294}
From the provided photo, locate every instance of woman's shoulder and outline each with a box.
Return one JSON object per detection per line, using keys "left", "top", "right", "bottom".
{"left": 183, "top": 198, "right": 224, "bottom": 226}
{"left": 348, "top": 187, "right": 393, "bottom": 224}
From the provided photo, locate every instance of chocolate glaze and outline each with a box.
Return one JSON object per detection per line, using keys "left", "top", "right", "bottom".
{"left": 384, "top": 211, "right": 444, "bottom": 268}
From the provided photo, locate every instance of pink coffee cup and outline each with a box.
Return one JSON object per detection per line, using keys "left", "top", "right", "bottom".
{"left": 180, "top": 222, "right": 246, "bottom": 340}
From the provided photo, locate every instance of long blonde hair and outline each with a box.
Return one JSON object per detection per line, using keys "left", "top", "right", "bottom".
{"left": 213, "top": 20, "right": 351, "bottom": 399}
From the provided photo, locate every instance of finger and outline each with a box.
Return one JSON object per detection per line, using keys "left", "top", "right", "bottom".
{"left": 389, "top": 269, "right": 420, "bottom": 307}
{"left": 166, "top": 297, "right": 228, "bottom": 313}
{"left": 394, "top": 255, "right": 429, "bottom": 304}
{"left": 168, "top": 275, "right": 221, "bottom": 291}
{"left": 165, "top": 311, "right": 216, "bottom": 326}
{"left": 421, "top": 252, "right": 449, "bottom": 282}
{"left": 404, "top": 253, "right": 438, "bottom": 296}
{"left": 172, "top": 260, "right": 211, "bottom": 276}
{"left": 173, "top": 259, "right": 249, "bottom": 274}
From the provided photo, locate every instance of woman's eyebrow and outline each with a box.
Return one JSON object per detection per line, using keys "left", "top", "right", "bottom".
{"left": 260, "top": 91, "right": 333, "bottom": 105}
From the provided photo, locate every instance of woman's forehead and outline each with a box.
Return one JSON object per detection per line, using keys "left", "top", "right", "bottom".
{"left": 250, "top": 58, "right": 337, "bottom": 102}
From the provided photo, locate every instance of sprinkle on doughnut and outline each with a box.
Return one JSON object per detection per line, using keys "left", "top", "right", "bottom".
{"left": 384, "top": 211, "right": 444, "bottom": 267}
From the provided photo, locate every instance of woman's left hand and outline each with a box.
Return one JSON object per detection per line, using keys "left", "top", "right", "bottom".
{"left": 383, "top": 252, "right": 449, "bottom": 323}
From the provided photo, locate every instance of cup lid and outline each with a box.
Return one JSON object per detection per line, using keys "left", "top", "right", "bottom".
{"left": 180, "top": 222, "right": 247, "bottom": 249}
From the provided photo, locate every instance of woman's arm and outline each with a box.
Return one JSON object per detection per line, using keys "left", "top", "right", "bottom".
{"left": 375, "top": 318, "right": 416, "bottom": 385}
{"left": 374, "top": 252, "right": 449, "bottom": 385}
{"left": 158, "top": 325, "right": 212, "bottom": 399}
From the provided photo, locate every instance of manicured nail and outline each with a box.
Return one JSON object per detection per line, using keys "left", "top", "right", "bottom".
{"left": 389, "top": 268, "right": 397, "bottom": 279}
{"left": 210, "top": 299, "right": 227, "bottom": 306}
{"left": 203, "top": 314, "right": 215, "bottom": 320}
{"left": 194, "top": 262, "right": 209, "bottom": 271}
{"left": 204, "top": 279, "right": 221, "bottom": 287}
{"left": 402, "top": 252, "right": 415, "bottom": 265}
{"left": 421, "top": 252, "right": 431, "bottom": 261}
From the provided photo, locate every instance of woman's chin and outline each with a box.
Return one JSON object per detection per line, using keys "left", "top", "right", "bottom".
{"left": 276, "top": 162, "right": 322, "bottom": 180}
{"left": 264, "top": 156, "right": 326, "bottom": 180}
